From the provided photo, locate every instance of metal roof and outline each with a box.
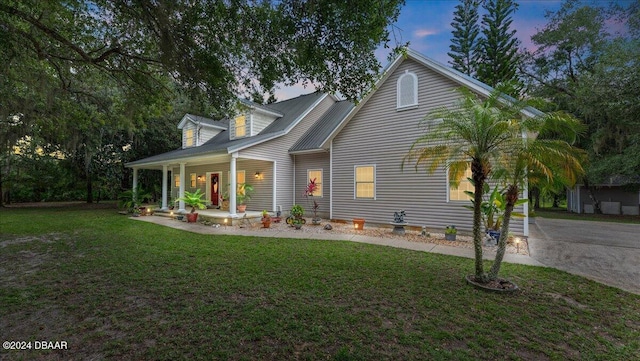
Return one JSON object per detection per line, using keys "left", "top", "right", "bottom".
{"left": 289, "top": 101, "right": 354, "bottom": 153}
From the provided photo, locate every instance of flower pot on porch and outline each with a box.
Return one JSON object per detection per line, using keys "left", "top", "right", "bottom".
{"left": 237, "top": 204, "right": 247, "bottom": 213}
{"left": 186, "top": 213, "right": 199, "bottom": 223}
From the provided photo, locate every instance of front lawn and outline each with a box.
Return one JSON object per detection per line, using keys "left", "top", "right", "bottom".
{"left": 1, "top": 206, "right": 639, "bottom": 360}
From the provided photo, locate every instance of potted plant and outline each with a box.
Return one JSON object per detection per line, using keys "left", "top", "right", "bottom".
{"left": 236, "top": 183, "right": 254, "bottom": 213}
{"left": 445, "top": 225, "right": 457, "bottom": 241}
{"left": 261, "top": 210, "right": 271, "bottom": 228}
{"left": 177, "top": 189, "right": 207, "bottom": 223}
{"left": 287, "top": 204, "right": 305, "bottom": 227}
{"left": 292, "top": 217, "right": 304, "bottom": 229}
{"left": 311, "top": 200, "right": 321, "bottom": 225}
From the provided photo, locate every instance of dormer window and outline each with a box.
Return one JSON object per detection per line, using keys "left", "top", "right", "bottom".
{"left": 397, "top": 70, "right": 418, "bottom": 109}
{"left": 185, "top": 129, "right": 195, "bottom": 147}
{"left": 235, "top": 114, "right": 247, "bottom": 138}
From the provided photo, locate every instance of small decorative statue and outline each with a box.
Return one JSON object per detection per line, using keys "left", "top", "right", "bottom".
{"left": 393, "top": 210, "right": 406, "bottom": 224}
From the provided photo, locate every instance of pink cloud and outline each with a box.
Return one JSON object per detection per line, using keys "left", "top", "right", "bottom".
{"left": 414, "top": 28, "right": 438, "bottom": 38}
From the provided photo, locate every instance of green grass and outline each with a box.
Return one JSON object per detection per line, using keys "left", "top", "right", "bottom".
{"left": 536, "top": 207, "right": 640, "bottom": 224}
{"left": 1, "top": 206, "right": 639, "bottom": 360}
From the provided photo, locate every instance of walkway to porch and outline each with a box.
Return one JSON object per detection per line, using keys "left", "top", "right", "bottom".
{"left": 156, "top": 209, "right": 263, "bottom": 226}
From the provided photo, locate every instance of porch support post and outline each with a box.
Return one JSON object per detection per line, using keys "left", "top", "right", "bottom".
{"left": 161, "top": 165, "right": 168, "bottom": 210}
{"left": 229, "top": 153, "right": 238, "bottom": 217}
{"left": 178, "top": 162, "right": 186, "bottom": 213}
{"left": 132, "top": 168, "right": 138, "bottom": 192}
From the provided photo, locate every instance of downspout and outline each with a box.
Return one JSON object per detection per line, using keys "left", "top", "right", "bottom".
{"left": 272, "top": 161, "right": 277, "bottom": 213}
{"left": 329, "top": 140, "right": 333, "bottom": 220}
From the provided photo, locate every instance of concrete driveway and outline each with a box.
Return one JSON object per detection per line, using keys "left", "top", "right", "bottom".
{"left": 528, "top": 217, "right": 640, "bottom": 295}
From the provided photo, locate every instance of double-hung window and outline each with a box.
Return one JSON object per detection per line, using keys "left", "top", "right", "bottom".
{"left": 355, "top": 165, "right": 375, "bottom": 199}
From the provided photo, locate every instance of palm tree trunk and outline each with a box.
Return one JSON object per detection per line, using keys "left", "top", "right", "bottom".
{"left": 472, "top": 173, "right": 486, "bottom": 281}
{"left": 488, "top": 185, "right": 518, "bottom": 280}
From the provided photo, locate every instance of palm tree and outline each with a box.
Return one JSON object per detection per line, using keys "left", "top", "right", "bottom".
{"left": 404, "top": 87, "right": 522, "bottom": 282}
{"left": 488, "top": 112, "right": 586, "bottom": 279}
{"left": 405, "top": 86, "right": 586, "bottom": 283}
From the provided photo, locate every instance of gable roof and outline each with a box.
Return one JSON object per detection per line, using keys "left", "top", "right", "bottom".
{"left": 318, "top": 48, "right": 544, "bottom": 149}
{"left": 177, "top": 113, "right": 228, "bottom": 130}
{"left": 126, "top": 92, "right": 327, "bottom": 167}
{"left": 289, "top": 100, "right": 354, "bottom": 154}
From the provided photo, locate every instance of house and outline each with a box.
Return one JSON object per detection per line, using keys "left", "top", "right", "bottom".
{"left": 126, "top": 48, "right": 532, "bottom": 235}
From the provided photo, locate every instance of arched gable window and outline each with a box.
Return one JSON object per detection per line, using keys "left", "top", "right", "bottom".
{"left": 397, "top": 70, "right": 418, "bottom": 109}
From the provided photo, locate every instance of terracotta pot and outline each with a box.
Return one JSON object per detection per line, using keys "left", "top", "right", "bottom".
{"left": 186, "top": 213, "right": 199, "bottom": 223}
{"left": 261, "top": 220, "right": 271, "bottom": 228}
{"left": 237, "top": 204, "right": 247, "bottom": 213}
{"left": 353, "top": 218, "right": 365, "bottom": 230}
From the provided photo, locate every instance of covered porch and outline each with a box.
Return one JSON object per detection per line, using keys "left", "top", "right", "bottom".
{"left": 128, "top": 151, "right": 278, "bottom": 217}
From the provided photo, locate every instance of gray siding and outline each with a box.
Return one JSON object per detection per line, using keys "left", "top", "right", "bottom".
{"left": 294, "top": 153, "right": 331, "bottom": 218}
{"left": 241, "top": 95, "right": 335, "bottom": 214}
{"left": 331, "top": 59, "right": 525, "bottom": 235}
{"left": 251, "top": 111, "right": 276, "bottom": 135}
{"left": 199, "top": 127, "right": 221, "bottom": 145}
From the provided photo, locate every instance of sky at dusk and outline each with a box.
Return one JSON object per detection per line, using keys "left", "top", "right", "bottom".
{"left": 274, "top": 0, "right": 631, "bottom": 101}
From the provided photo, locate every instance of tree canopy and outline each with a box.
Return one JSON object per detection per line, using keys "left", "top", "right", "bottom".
{"left": 0, "top": 0, "right": 405, "bottom": 107}
{"left": 0, "top": 0, "right": 406, "bottom": 204}
{"left": 448, "top": 0, "right": 481, "bottom": 76}
{"left": 520, "top": 0, "right": 640, "bottom": 193}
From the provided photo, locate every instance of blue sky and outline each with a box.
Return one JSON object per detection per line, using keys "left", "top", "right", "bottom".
{"left": 275, "top": 0, "right": 626, "bottom": 100}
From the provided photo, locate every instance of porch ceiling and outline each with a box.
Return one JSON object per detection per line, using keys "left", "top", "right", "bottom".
{"left": 129, "top": 153, "right": 232, "bottom": 170}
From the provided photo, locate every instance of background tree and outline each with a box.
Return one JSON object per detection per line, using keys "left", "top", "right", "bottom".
{"left": 519, "top": 0, "right": 639, "bottom": 212}
{"left": 448, "top": 0, "right": 481, "bottom": 76}
{"left": 476, "top": 0, "right": 521, "bottom": 93}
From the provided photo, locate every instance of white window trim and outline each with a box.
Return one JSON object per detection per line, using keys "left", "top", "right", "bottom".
{"left": 396, "top": 70, "right": 418, "bottom": 110}
{"left": 353, "top": 164, "right": 376, "bottom": 200}
{"left": 307, "top": 169, "right": 323, "bottom": 198}
{"left": 234, "top": 114, "right": 247, "bottom": 139}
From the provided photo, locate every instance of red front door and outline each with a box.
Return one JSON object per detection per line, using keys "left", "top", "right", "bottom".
{"left": 210, "top": 173, "right": 220, "bottom": 206}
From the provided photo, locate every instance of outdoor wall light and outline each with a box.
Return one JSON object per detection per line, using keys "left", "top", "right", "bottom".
{"left": 197, "top": 175, "right": 205, "bottom": 182}
{"left": 254, "top": 172, "right": 263, "bottom": 180}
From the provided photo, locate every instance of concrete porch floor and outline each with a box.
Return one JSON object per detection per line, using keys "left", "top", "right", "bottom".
{"left": 156, "top": 209, "right": 263, "bottom": 226}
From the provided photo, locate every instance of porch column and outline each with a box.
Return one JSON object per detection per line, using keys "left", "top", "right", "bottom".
{"left": 161, "top": 165, "right": 168, "bottom": 210}
{"left": 132, "top": 168, "right": 138, "bottom": 193}
{"left": 229, "top": 153, "right": 237, "bottom": 217}
{"left": 178, "top": 162, "right": 186, "bottom": 213}
{"left": 522, "top": 182, "right": 529, "bottom": 237}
